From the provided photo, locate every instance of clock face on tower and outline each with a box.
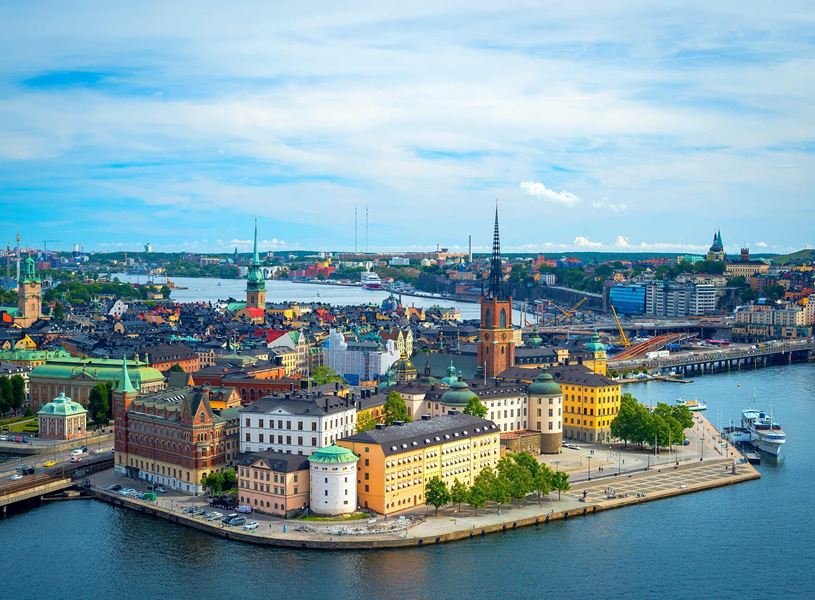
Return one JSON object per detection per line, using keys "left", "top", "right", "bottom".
{"left": 501, "top": 333, "right": 507, "bottom": 340}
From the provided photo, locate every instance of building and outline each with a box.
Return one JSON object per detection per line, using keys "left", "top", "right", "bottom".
{"left": 706, "top": 230, "right": 725, "bottom": 262}
{"left": 725, "top": 248, "right": 769, "bottom": 278}
{"left": 37, "top": 392, "right": 87, "bottom": 440}
{"left": 733, "top": 302, "right": 813, "bottom": 341}
{"left": 30, "top": 355, "right": 166, "bottom": 411}
{"left": 239, "top": 391, "right": 357, "bottom": 455}
{"left": 338, "top": 413, "right": 500, "bottom": 515}
{"left": 113, "top": 362, "right": 240, "bottom": 495}
{"left": 0, "top": 256, "right": 44, "bottom": 327}
{"left": 527, "top": 372, "right": 563, "bottom": 453}
{"left": 325, "top": 328, "right": 400, "bottom": 385}
{"left": 236, "top": 451, "right": 309, "bottom": 517}
{"left": 308, "top": 445, "right": 359, "bottom": 515}
{"left": 553, "top": 364, "right": 620, "bottom": 443}
{"left": 609, "top": 284, "right": 646, "bottom": 316}
{"left": 246, "top": 220, "right": 266, "bottom": 311}
{"left": 477, "top": 206, "right": 515, "bottom": 378}
{"left": 144, "top": 343, "right": 201, "bottom": 373}
{"left": 645, "top": 281, "right": 717, "bottom": 317}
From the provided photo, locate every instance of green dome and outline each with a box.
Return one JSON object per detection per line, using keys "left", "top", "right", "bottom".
{"left": 528, "top": 372, "right": 562, "bottom": 396}
{"left": 526, "top": 334, "right": 543, "bottom": 347}
{"left": 585, "top": 330, "right": 605, "bottom": 353}
{"left": 308, "top": 445, "right": 358, "bottom": 464}
{"left": 440, "top": 380, "right": 478, "bottom": 406}
{"left": 440, "top": 360, "right": 459, "bottom": 386}
{"left": 38, "top": 392, "right": 87, "bottom": 416}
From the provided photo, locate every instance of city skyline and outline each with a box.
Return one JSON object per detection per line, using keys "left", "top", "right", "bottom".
{"left": 1, "top": 2, "right": 814, "bottom": 253}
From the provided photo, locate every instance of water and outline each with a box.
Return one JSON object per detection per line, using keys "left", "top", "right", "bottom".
{"left": 112, "top": 274, "right": 487, "bottom": 320}
{"left": 2, "top": 363, "right": 813, "bottom": 599}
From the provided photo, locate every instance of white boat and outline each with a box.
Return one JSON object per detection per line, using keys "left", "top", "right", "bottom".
{"left": 676, "top": 399, "right": 707, "bottom": 412}
{"left": 360, "top": 271, "right": 382, "bottom": 290}
{"left": 742, "top": 409, "right": 786, "bottom": 456}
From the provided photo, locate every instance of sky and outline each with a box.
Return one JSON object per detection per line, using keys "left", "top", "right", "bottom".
{"left": 0, "top": 1, "right": 814, "bottom": 255}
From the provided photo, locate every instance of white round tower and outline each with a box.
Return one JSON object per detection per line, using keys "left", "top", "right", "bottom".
{"left": 308, "top": 445, "right": 359, "bottom": 515}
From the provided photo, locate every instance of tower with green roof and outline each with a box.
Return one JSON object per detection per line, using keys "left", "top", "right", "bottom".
{"left": 16, "top": 253, "right": 43, "bottom": 326}
{"left": 112, "top": 355, "right": 139, "bottom": 472}
{"left": 308, "top": 445, "right": 359, "bottom": 515}
{"left": 246, "top": 218, "right": 266, "bottom": 309}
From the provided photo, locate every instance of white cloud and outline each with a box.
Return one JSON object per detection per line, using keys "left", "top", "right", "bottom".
{"left": 573, "top": 236, "right": 603, "bottom": 249}
{"left": 614, "top": 235, "right": 630, "bottom": 248}
{"left": 593, "top": 201, "right": 628, "bottom": 213}
{"left": 754, "top": 241, "right": 769, "bottom": 247}
{"left": 520, "top": 181, "right": 582, "bottom": 206}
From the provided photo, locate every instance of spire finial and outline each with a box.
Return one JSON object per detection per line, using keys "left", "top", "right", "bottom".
{"left": 488, "top": 199, "right": 502, "bottom": 298}
{"left": 253, "top": 217, "right": 260, "bottom": 265}
{"left": 119, "top": 354, "right": 136, "bottom": 394}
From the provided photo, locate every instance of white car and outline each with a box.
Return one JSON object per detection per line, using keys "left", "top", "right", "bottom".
{"left": 243, "top": 520, "right": 259, "bottom": 531}
{"left": 70, "top": 449, "right": 85, "bottom": 457}
{"left": 10, "top": 473, "right": 23, "bottom": 480}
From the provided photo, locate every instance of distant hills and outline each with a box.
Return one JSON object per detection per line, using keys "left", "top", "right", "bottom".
{"left": 771, "top": 249, "right": 815, "bottom": 265}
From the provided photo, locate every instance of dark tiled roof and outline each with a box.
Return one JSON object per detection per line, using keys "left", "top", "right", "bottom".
{"left": 241, "top": 393, "right": 354, "bottom": 416}
{"left": 237, "top": 451, "right": 309, "bottom": 473}
{"left": 550, "top": 364, "right": 616, "bottom": 387}
{"left": 341, "top": 413, "right": 497, "bottom": 456}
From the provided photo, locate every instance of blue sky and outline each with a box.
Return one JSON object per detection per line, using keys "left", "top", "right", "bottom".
{"left": 0, "top": 1, "right": 814, "bottom": 254}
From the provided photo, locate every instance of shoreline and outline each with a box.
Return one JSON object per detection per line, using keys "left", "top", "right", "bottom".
{"left": 91, "top": 457, "right": 759, "bottom": 551}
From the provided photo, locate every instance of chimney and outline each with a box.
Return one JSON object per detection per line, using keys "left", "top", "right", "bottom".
{"left": 393, "top": 420, "right": 405, "bottom": 426}
{"left": 421, "top": 414, "right": 432, "bottom": 421}
{"left": 375, "top": 423, "right": 386, "bottom": 430}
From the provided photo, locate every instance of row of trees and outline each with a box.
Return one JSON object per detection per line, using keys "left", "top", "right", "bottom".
{"left": 610, "top": 393, "right": 694, "bottom": 448}
{"left": 0, "top": 375, "right": 26, "bottom": 416}
{"left": 424, "top": 452, "right": 570, "bottom": 516}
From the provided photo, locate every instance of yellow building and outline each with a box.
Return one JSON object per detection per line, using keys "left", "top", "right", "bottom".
{"left": 552, "top": 364, "right": 620, "bottom": 443}
{"left": 338, "top": 413, "right": 500, "bottom": 515}
{"left": 581, "top": 330, "right": 608, "bottom": 376}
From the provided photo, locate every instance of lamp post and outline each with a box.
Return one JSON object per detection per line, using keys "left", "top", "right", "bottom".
{"left": 587, "top": 456, "right": 592, "bottom": 481}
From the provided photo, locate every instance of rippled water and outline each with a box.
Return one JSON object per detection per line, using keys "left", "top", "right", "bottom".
{"left": 2, "top": 363, "right": 813, "bottom": 600}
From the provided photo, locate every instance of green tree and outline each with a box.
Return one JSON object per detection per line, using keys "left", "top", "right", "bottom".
{"left": 311, "top": 365, "right": 343, "bottom": 385}
{"left": 462, "top": 396, "right": 488, "bottom": 418}
{"left": 383, "top": 391, "right": 410, "bottom": 425}
{"left": 490, "top": 474, "right": 511, "bottom": 512}
{"left": 0, "top": 377, "right": 12, "bottom": 416}
{"left": 450, "top": 478, "right": 469, "bottom": 511}
{"left": 87, "top": 383, "right": 110, "bottom": 425}
{"left": 467, "top": 480, "right": 488, "bottom": 515}
{"left": 169, "top": 363, "right": 185, "bottom": 372}
{"left": 532, "top": 463, "right": 554, "bottom": 506}
{"left": 551, "top": 471, "right": 570, "bottom": 500}
{"left": 355, "top": 411, "right": 377, "bottom": 433}
{"left": 53, "top": 301, "right": 65, "bottom": 320}
{"left": 498, "top": 455, "right": 532, "bottom": 506}
{"left": 10, "top": 375, "right": 25, "bottom": 412}
{"left": 424, "top": 476, "right": 450, "bottom": 515}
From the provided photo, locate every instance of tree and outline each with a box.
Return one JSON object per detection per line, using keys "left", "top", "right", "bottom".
{"left": 425, "top": 476, "right": 450, "bottom": 515}
{"left": 10, "top": 375, "right": 25, "bottom": 412}
{"left": 355, "top": 411, "right": 377, "bottom": 433}
{"left": 551, "top": 471, "right": 570, "bottom": 500}
{"left": 467, "top": 481, "right": 487, "bottom": 515}
{"left": 462, "top": 396, "right": 488, "bottom": 418}
{"left": 491, "top": 474, "right": 511, "bottom": 511}
{"left": 0, "top": 377, "right": 12, "bottom": 416}
{"left": 53, "top": 301, "right": 65, "bottom": 320}
{"left": 201, "top": 468, "right": 236, "bottom": 495}
{"left": 169, "top": 363, "right": 185, "bottom": 372}
{"left": 532, "top": 464, "right": 554, "bottom": 506}
{"left": 450, "top": 478, "right": 469, "bottom": 511}
{"left": 311, "top": 365, "right": 343, "bottom": 385}
{"left": 498, "top": 455, "right": 532, "bottom": 506}
{"left": 87, "top": 383, "right": 110, "bottom": 425}
{"left": 383, "top": 391, "right": 410, "bottom": 425}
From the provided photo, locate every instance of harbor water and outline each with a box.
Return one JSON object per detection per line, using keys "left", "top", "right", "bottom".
{"left": 1, "top": 363, "right": 813, "bottom": 599}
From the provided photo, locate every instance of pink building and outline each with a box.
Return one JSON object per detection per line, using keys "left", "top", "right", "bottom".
{"left": 37, "top": 392, "right": 87, "bottom": 440}
{"left": 237, "top": 451, "right": 309, "bottom": 517}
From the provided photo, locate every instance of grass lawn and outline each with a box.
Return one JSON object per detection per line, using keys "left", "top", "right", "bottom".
{"left": 8, "top": 418, "right": 38, "bottom": 433}
{"left": 294, "top": 512, "right": 371, "bottom": 522}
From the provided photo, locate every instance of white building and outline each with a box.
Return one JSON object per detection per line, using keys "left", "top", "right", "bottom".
{"left": 389, "top": 257, "right": 410, "bottom": 266}
{"left": 107, "top": 299, "right": 128, "bottom": 319}
{"left": 240, "top": 391, "right": 357, "bottom": 455}
{"left": 540, "top": 272, "right": 556, "bottom": 286}
{"left": 325, "top": 328, "right": 400, "bottom": 385}
{"left": 308, "top": 445, "right": 359, "bottom": 515}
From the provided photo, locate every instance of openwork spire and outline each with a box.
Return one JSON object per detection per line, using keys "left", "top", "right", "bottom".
{"left": 488, "top": 200, "right": 502, "bottom": 298}
{"left": 253, "top": 217, "right": 260, "bottom": 265}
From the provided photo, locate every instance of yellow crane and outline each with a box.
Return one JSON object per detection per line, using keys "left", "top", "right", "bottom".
{"left": 555, "top": 297, "right": 587, "bottom": 321}
{"left": 610, "top": 304, "right": 631, "bottom": 348}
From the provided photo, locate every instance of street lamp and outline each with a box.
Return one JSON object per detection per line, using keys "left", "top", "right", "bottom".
{"left": 587, "top": 456, "right": 592, "bottom": 481}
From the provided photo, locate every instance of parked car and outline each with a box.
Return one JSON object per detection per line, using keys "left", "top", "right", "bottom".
{"left": 235, "top": 505, "right": 253, "bottom": 514}
{"left": 226, "top": 516, "right": 246, "bottom": 527}
{"left": 70, "top": 456, "right": 82, "bottom": 463}
{"left": 182, "top": 506, "right": 197, "bottom": 514}
{"left": 222, "top": 513, "right": 239, "bottom": 524}
{"left": 193, "top": 508, "right": 207, "bottom": 516}
{"left": 154, "top": 485, "right": 166, "bottom": 493}
{"left": 119, "top": 488, "right": 136, "bottom": 496}
{"left": 205, "top": 512, "right": 223, "bottom": 522}
{"left": 243, "top": 520, "right": 259, "bottom": 531}
{"left": 0, "top": 434, "right": 8, "bottom": 441}
{"left": 106, "top": 484, "right": 122, "bottom": 492}
{"left": 43, "top": 460, "right": 56, "bottom": 467}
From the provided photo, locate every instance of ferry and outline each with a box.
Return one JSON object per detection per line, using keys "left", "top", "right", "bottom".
{"left": 360, "top": 271, "right": 382, "bottom": 290}
{"left": 676, "top": 399, "right": 708, "bottom": 412}
{"left": 742, "top": 409, "right": 786, "bottom": 456}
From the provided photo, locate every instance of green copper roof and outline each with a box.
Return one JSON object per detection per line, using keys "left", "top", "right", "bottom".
{"left": 440, "top": 380, "right": 479, "bottom": 406}
{"left": 246, "top": 218, "right": 266, "bottom": 288}
{"left": 585, "top": 330, "right": 606, "bottom": 353}
{"left": 23, "top": 255, "right": 40, "bottom": 283}
{"left": 118, "top": 354, "right": 137, "bottom": 394}
{"left": 440, "top": 360, "right": 460, "bottom": 386}
{"left": 38, "top": 392, "right": 87, "bottom": 416}
{"left": 308, "top": 445, "right": 358, "bottom": 464}
{"left": 528, "top": 372, "right": 562, "bottom": 396}
{"left": 30, "top": 357, "right": 164, "bottom": 387}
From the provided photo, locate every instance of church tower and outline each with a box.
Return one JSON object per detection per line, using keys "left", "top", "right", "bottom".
{"left": 246, "top": 219, "right": 266, "bottom": 309}
{"left": 16, "top": 254, "right": 42, "bottom": 327}
{"left": 112, "top": 355, "right": 139, "bottom": 476}
{"left": 477, "top": 204, "right": 515, "bottom": 378}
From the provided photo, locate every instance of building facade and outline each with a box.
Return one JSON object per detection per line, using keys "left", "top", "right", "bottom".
{"left": 553, "top": 365, "right": 621, "bottom": 443}
{"left": 37, "top": 392, "right": 87, "bottom": 440}
{"left": 308, "top": 445, "right": 359, "bottom": 515}
{"left": 237, "top": 451, "right": 309, "bottom": 517}
{"left": 339, "top": 413, "right": 500, "bottom": 515}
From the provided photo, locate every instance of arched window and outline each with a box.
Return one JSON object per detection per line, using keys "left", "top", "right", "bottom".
{"left": 500, "top": 308, "right": 507, "bottom": 328}
{"left": 484, "top": 308, "right": 491, "bottom": 326}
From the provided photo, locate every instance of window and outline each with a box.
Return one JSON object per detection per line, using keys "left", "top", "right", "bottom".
{"left": 312, "top": 437, "right": 317, "bottom": 446}
{"left": 245, "top": 433, "right": 250, "bottom": 442}
{"left": 311, "top": 422, "right": 317, "bottom": 431}
{"left": 245, "top": 418, "right": 250, "bottom": 427}
{"left": 259, "top": 419, "right": 264, "bottom": 428}
{"left": 298, "top": 421, "right": 303, "bottom": 431}
{"left": 364, "top": 458, "right": 369, "bottom": 466}
{"left": 365, "top": 484, "right": 369, "bottom": 492}
{"left": 259, "top": 433, "right": 264, "bottom": 443}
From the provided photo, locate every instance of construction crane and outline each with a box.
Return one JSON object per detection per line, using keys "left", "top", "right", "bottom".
{"left": 610, "top": 304, "right": 631, "bottom": 348}
{"left": 41, "top": 239, "right": 63, "bottom": 253}
{"left": 555, "top": 297, "right": 588, "bottom": 322}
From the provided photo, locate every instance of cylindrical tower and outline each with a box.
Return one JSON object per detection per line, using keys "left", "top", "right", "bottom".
{"left": 308, "top": 445, "right": 359, "bottom": 515}
{"left": 528, "top": 372, "right": 563, "bottom": 453}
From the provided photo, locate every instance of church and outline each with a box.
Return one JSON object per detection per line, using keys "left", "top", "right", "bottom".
{"left": 0, "top": 255, "right": 45, "bottom": 327}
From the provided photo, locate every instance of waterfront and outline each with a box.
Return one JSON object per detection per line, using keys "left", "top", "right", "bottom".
{"left": 1, "top": 363, "right": 813, "bottom": 599}
{"left": 111, "top": 274, "right": 490, "bottom": 320}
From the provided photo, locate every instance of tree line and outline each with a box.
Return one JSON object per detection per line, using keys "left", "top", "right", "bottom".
{"left": 610, "top": 393, "right": 694, "bottom": 448}
{"left": 0, "top": 375, "right": 26, "bottom": 416}
{"left": 424, "top": 451, "right": 570, "bottom": 516}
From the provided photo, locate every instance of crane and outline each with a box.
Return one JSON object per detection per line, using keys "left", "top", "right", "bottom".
{"left": 555, "top": 297, "right": 588, "bottom": 322}
{"left": 610, "top": 304, "right": 631, "bottom": 348}
{"left": 41, "top": 239, "right": 63, "bottom": 253}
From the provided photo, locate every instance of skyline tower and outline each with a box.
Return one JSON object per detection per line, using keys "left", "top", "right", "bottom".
{"left": 246, "top": 218, "right": 266, "bottom": 310}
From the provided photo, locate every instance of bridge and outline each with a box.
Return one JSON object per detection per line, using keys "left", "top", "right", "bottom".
{"left": 0, "top": 455, "right": 113, "bottom": 513}
{"left": 609, "top": 339, "right": 815, "bottom": 374}
{"left": 611, "top": 333, "right": 696, "bottom": 361}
